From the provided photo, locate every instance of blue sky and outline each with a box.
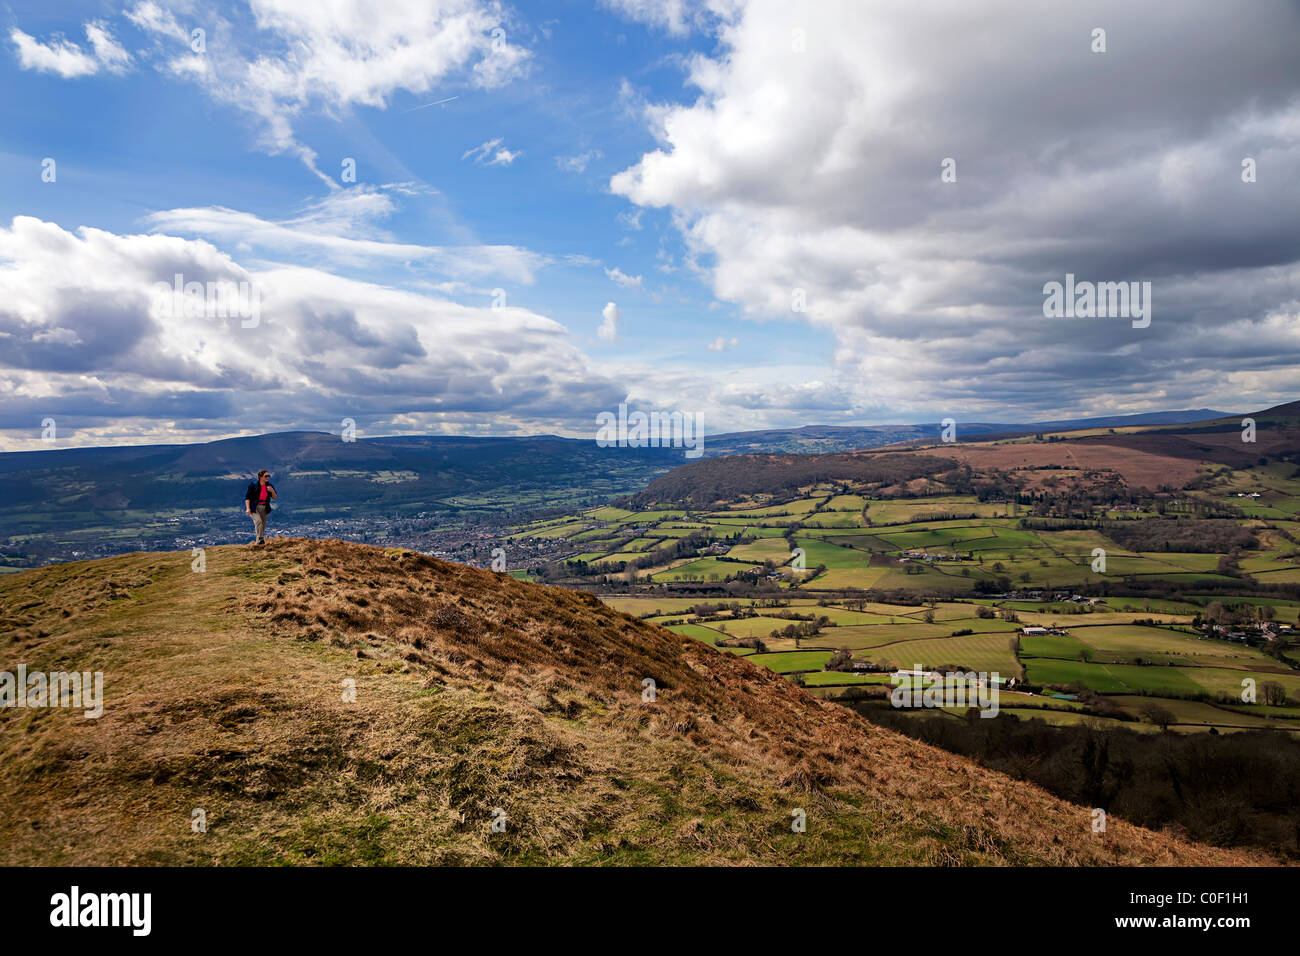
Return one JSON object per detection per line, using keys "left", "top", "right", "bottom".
{"left": 1, "top": 0, "right": 1298, "bottom": 449}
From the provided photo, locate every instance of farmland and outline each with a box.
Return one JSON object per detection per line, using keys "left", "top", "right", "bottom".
{"left": 508, "top": 409, "right": 1300, "bottom": 737}
{"left": 513, "top": 479, "right": 1300, "bottom": 598}
{"left": 607, "top": 592, "right": 1300, "bottom": 735}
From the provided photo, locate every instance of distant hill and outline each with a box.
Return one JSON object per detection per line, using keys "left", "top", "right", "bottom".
{"left": 0, "top": 432, "right": 686, "bottom": 565}
{"left": 0, "top": 430, "right": 683, "bottom": 518}
{"left": 627, "top": 402, "right": 1296, "bottom": 507}
{"left": 1239, "top": 400, "right": 1300, "bottom": 423}
{"left": 624, "top": 452, "right": 956, "bottom": 507}
{"left": 1026, "top": 408, "right": 1233, "bottom": 429}
{"left": 0, "top": 538, "right": 1261, "bottom": 865}
{"left": 704, "top": 409, "right": 1234, "bottom": 456}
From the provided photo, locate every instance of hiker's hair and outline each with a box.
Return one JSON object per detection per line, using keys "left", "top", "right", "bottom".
{"left": 257, "top": 469, "right": 269, "bottom": 479}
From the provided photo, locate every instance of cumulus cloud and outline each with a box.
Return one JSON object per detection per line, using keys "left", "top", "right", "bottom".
{"left": 11, "top": 21, "right": 131, "bottom": 77}
{"left": 598, "top": 302, "right": 621, "bottom": 341}
{"left": 707, "top": 336, "right": 738, "bottom": 351}
{"left": 0, "top": 216, "right": 623, "bottom": 442}
{"left": 611, "top": 0, "right": 1300, "bottom": 418}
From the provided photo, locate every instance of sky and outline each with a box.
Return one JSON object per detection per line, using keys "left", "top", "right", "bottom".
{"left": 1, "top": 0, "right": 1298, "bottom": 450}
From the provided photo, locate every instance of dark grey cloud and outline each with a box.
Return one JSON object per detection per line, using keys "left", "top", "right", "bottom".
{"left": 613, "top": 0, "right": 1300, "bottom": 417}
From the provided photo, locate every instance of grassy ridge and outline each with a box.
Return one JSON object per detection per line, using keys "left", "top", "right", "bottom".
{"left": 0, "top": 539, "right": 1265, "bottom": 866}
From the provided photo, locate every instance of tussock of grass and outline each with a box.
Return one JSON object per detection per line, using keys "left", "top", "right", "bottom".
{"left": 0, "top": 538, "right": 1271, "bottom": 866}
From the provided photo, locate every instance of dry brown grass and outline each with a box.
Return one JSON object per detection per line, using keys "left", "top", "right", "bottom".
{"left": 0, "top": 538, "right": 1274, "bottom": 866}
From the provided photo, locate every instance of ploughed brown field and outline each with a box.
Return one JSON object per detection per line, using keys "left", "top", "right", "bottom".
{"left": 0, "top": 538, "right": 1273, "bottom": 865}
{"left": 903, "top": 415, "right": 1300, "bottom": 490}
{"left": 906, "top": 439, "right": 1208, "bottom": 489}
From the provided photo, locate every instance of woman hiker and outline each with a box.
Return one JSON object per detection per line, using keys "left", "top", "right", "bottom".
{"left": 244, "top": 469, "right": 277, "bottom": 545}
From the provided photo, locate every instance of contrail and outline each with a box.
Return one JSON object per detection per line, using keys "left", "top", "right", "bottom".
{"left": 404, "top": 96, "right": 459, "bottom": 113}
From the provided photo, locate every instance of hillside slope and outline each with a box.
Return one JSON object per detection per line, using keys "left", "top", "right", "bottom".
{"left": 630, "top": 401, "right": 1299, "bottom": 506}
{"left": 0, "top": 539, "right": 1269, "bottom": 866}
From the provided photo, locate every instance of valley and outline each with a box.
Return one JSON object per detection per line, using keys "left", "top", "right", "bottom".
{"left": 505, "top": 402, "right": 1300, "bottom": 744}
{"left": 4, "top": 402, "right": 1299, "bottom": 862}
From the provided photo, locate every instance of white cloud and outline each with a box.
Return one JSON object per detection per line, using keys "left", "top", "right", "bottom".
{"left": 11, "top": 30, "right": 98, "bottom": 78}
{"left": 599, "top": 0, "right": 740, "bottom": 37}
{"left": 706, "top": 336, "right": 738, "bottom": 351}
{"left": 605, "top": 267, "right": 644, "bottom": 290}
{"left": 10, "top": 21, "right": 131, "bottom": 78}
{"left": 124, "top": 2, "right": 185, "bottom": 40}
{"left": 228, "top": 0, "right": 528, "bottom": 106}
{"left": 462, "top": 138, "right": 501, "bottom": 161}
{"left": 487, "top": 148, "right": 521, "bottom": 166}
{"left": 145, "top": 196, "right": 551, "bottom": 284}
{"left": 122, "top": 0, "right": 531, "bottom": 184}
{"left": 85, "top": 21, "right": 132, "bottom": 73}
{"left": 556, "top": 149, "right": 601, "bottom": 173}
{"left": 593, "top": 354, "right": 869, "bottom": 435}
{"left": 463, "top": 138, "right": 521, "bottom": 166}
{"left": 598, "top": 302, "right": 621, "bottom": 341}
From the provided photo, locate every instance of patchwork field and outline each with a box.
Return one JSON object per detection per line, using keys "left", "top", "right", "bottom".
{"left": 517, "top": 480, "right": 1300, "bottom": 601}
{"left": 603, "top": 592, "right": 1300, "bottom": 735}
{"left": 520, "top": 446, "right": 1300, "bottom": 737}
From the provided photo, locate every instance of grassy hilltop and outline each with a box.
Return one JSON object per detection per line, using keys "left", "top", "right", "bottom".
{"left": 0, "top": 538, "right": 1268, "bottom": 866}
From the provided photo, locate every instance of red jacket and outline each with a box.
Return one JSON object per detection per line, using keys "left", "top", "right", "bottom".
{"left": 245, "top": 481, "right": 276, "bottom": 511}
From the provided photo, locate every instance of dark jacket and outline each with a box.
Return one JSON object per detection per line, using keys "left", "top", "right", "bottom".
{"left": 245, "top": 481, "right": 276, "bottom": 512}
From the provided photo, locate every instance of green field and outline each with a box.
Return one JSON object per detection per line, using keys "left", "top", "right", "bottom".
{"left": 853, "top": 633, "right": 1020, "bottom": 675}
{"left": 745, "top": 650, "right": 834, "bottom": 673}
{"left": 518, "top": 484, "right": 1300, "bottom": 597}
{"left": 612, "top": 590, "right": 1300, "bottom": 734}
{"left": 727, "top": 538, "right": 796, "bottom": 563}
{"left": 534, "top": 473, "right": 1300, "bottom": 735}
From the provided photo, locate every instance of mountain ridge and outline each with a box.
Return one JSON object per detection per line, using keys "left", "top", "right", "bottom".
{"left": 0, "top": 406, "right": 1241, "bottom": 459}
{"left": 0, "top": 538, "right": 1267, "bottom": 865}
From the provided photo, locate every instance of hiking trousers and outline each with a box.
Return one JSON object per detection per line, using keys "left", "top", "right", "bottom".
{"left": 252, "top": 505, "right": 270, "bottom": 542}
